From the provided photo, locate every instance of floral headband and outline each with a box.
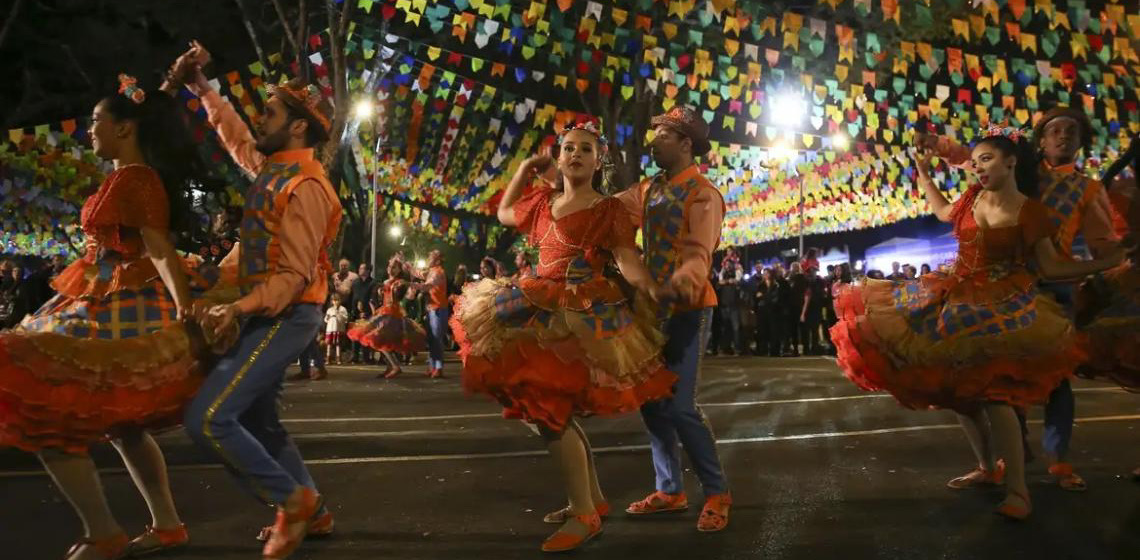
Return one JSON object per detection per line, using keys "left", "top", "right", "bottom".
{"left": 980, "top": 122, "right": 1026, "bottom": 143}
{"left": 559, "top": 120, "right": 608, "bottom": 151}
{"left": 266, "top": 82, "right": 332, "bottom": 133}
{"left": 118, "top": 74, "right": 145, "bottom": 104}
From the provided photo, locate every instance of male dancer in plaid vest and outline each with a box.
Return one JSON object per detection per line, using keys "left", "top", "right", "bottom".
{"left": 169, "top": 42, "right": 341, "bottom": 559}
{"left": 617, "top": 106, "right": 732, "bottom": 532}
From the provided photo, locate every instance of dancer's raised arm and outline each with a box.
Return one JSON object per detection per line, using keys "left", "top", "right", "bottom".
{"left": 498, "top": 152, "right": 552, "bottom": 227}
{"left": 914, "top": 148, "right": 954, "bottom": 223}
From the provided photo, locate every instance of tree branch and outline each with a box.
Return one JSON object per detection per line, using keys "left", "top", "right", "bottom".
{"left": 269, "top": 0, "right": 300, "bottom": 60}
{"left": 296, "top": 0, "right": 309, "bottom": 82}
{"left": 0, "top": 0, "right": 25, "bottom": 52}
{"left": 232, "top": 0, "right": 272, "bottom": 81}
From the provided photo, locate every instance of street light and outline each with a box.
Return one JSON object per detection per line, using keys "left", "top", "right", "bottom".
{"left": 353, "top": 99, "right": 375, "bottom": 120}
{"left": 768, "top": 140, "right": 794, "bottom": 161}
{"left": 356, "top": 95, "right": 382, "bottom": 273}
{"left": 831, "top": 133, "right": 850, "bottom": 151}
{"left": 415, "top": 259, "right": 427, "bottom": 269}
{"left": 769, "top": 92, "right": 807, "bottom": 127}
{"left": 389, "top": 225, "right": 402, "bottom": 238}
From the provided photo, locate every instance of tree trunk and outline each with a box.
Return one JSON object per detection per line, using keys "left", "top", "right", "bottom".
{"left": 0, "top": 0, "right": 25, "bottom": 53}
{"left": 232, "top": 0, "right": 273, "bottom": 80}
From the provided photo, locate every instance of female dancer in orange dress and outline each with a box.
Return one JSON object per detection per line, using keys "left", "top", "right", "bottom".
{"left": 0, "top": 78, "right": 217, "bottom": 559}
{"left": 347, "top": 257, "right": 427, "bottom": 378}
{"left": 1077, "top": 132, "right": 1140, "bottom": 478}
{"left": 451, "top": 122, "right": 675, "bottom": 552}
{"left": 831, "top": 127, "right": 1122, "bottom": 520}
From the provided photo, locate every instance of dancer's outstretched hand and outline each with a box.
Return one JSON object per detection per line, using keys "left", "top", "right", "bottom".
{"left": 522, "top": 148, "right": 554, "bottom": 176}
{"left": 205, "top": 303, "right": 239, "bottom": 339}
{"left": 648, "top": 282, "right": 677, "bottom": 303}
{"left": 913, "top": 147, "right": 934, "bottom": 176}
{"left": 913, "top": 131, "right": 940, "bottom": 151}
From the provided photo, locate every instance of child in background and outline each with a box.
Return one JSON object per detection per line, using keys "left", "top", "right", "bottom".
{"left": 325, "top": 294, "right": 349, "bottom": 365}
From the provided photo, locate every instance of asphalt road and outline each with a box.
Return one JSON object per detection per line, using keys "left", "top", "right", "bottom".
{"left": 2, "top": 355, "right": 1139, "bottom": 560}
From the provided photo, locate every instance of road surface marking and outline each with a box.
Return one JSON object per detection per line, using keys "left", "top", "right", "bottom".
{"left": 277, "top": 386, "right": 1127, "bottom": 423}
{"left": 1, "top": 412, "right": 1137, "bottom": 478}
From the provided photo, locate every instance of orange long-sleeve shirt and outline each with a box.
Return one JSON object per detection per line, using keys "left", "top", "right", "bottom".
{"left": 200, "top": 89, "right": 338, "bottom": 317}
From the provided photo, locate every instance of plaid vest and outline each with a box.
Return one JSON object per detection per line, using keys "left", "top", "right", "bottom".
{"left": 1038, "top": 165, "right": 1101, "bottom": 259}
{"left": 239, "top": 151, "right": 341, "bottom": 306}
{"left": 640, "top": 166, "right": 722, "bottom": 310}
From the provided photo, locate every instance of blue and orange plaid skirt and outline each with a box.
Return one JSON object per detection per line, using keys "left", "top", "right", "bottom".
{"left": 0, "top": 278, "right": 204, "bottom": 454}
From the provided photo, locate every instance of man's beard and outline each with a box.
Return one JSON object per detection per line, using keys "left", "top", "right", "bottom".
{"left": 255, "top": 125, "right": 292, "bottom": 155}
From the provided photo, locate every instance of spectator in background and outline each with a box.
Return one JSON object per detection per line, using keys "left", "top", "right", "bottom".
{"left": 0, "top": 262, "right": 37, "bottom": 329}
{"left": 494, "top": 259, "right": 509, "bottom": 280}
{"left": 0, "top": 262, "right": 20, "bottom": 328}
{"left": 706, "top": 266, "right": 722, "bottom": 356}
{"left": 868, "top": 269, "right": 886, "bottom": 280}
{"left": 479, "top": 257, "right": 497, "bottom": 280}
{"left": 800, "top": 266, "right": 825, "bottom": 355}
{"left": 744, "top": 264, "right": 769, "bottom": 356}
{"left": 785, "top": 262, "right": 807, "bottom": 356}
{"left": 451, "top": 264, "right": 470, "bottom": 294}
{"left": 887, "top": 261, "right": 904, "bottom": 280}
{"left": 198, "top": 206, "right": 241, "bottom": 266}
{"left": 717, "top": 251, "right": 743, "bottom": 355}
{"left": 323, "top": 293, "right": 349, "bottom": 368}
{"left": 920, "top": 263, "right": 932, "bottom": 275}
{"left": 24, "top": 256, "right": 57, "bottom": 311}
{"left": 349, "top": 263, "right": 377, "bottom": 363}
{"left": 821, "top": 265, "right": 839, "bottom": 353}
{"left": 331, "top": 258, "right": 359, "bottom": 302}
{"left": 903, "top": 265, "right": 918, "bottom": 280}
{"left": 801, "top": 248, "right": 820, "bottom": 276}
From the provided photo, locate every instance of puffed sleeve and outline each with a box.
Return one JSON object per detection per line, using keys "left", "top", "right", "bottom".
{"left": 1021, "top": 199, "right": 1058, "bottom": 248}
{"left": 115, "top": 166, "right": 170, "bottom": 229}
{"left": 614, "top": 182, "right": 646, "bottom": 229}
{"left": 512, "top": 186, "right": 553, "bottom": 240}
{"left": 599, "top": 197, "right": 638, "bottom": 251}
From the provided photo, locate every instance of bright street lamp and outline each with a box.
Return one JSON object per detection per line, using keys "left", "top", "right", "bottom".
{"left": 353, "top": 99, "right": 375, "bottom": 120}
{"left": 831, "top": 133, "right": 850, "bottom": 151}
{"left": 769, "top": 92, "right": 807, "bottom": 127}
{"left": 389, "top": 225, "right": 402, "bottom": 238}
{"left": 768, "top": 140, "right": 794, "bottom": 161}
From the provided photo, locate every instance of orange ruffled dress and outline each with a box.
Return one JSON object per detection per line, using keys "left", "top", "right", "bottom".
{"left": 831, "top": 185, "right": 1083, "bottom": 412}
{"left": 0, "top": 165, "right": 211, "bottom": 454}
{"left": 346, "top": 278, "right": 427, "bottom": 353}
{"left": 1076, "top": 179, "right": 1140, "bottom": 390}
{"left": 450, "top": 187, "right": 676, "bottom": 433}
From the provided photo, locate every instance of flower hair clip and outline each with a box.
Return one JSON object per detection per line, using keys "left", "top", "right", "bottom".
{"left": 559, "top": 120, "right": 608, "bottom": 150}
{"left": 118, "top": 73, "right": 145, "bottom": 104}
{"left": 980, "top": 122, "right": 1026, "bottom": 142}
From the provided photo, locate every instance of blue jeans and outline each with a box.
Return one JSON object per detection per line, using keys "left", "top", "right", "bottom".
{"left": 640, "top": 307, "right": 729, "bottom": 497}
{"left": 184, "top": 304, "right": 323, "bottom": 506}
{"left": 426, "top": 307, "right": 449, "bottom": 370}
{"left": 1038, "top": 282, "right": 1076, "bottom": 461}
